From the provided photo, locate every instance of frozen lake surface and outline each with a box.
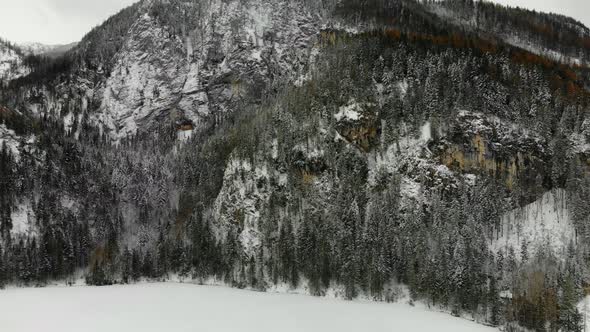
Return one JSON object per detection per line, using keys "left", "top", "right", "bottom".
{"left": 0, "top": 283, "right": 498, "bottom": 332}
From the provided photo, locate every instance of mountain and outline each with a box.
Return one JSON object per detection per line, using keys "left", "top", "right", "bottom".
{"left": 427, "top": 0, "right": 590, "bottom": 65}
{"left": 1, "top": 0, "right": 590, "bottom": 330}
{"left": 0, "top": 40, "right": 76, "bottom": 85}
{"left": 0, "top": 40, "right": 29, "bottom": 84}
{"left": 18, "top": 42, "right": 78, "bottom": 58}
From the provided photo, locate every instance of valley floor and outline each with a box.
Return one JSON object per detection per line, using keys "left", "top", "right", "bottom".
{"left": 0, "top": 282, "right": 498, "bottom": 332}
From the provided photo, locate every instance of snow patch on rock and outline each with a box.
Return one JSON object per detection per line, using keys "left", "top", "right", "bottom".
{"left": 0, "top": 43, "right": 29, "bottom": 82}
{"left": 214, "top": 157, "right": 274, "bottom": 257}
{"left": 96, "top": 13, "right": 188, "bottom": 142}
{"left": 0, "top": 124, "right": 22, "bottom": 159}
{"left": 10, "top": 201, "right": 36, "bottom": 238}
{"left": 177, "top": 129, "right": 194, "bottom": 142}
{"left": 420, "top": 121, "right": 432, "bottom": 142}
{"left": 368, "top": 122, "right": 436, "bottom": 188}
{"left": 0, "top": 124, "right": 37, "bottom": 162}
{"left": 93, "top": 0, "right": 320, "bottom": 142}
{"left": 335, "top": 102, "right": 362, "bottom": 121}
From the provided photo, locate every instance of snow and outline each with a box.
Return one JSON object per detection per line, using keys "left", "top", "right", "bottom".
{"left": 425, "top": 4, "right": 586, "bottom": 66}
{"left": 0, "top": 43, "right": 29, "bottom": 81}
{"left": 401, "top": 176, "right": 421, "bottom": 199}
{"left": 17, "top": 42, "right": 76, "bottom": 57}
{"left": 397, "top": 80, "right": 409, "bottom": 98}
{"left": 578, "top": 296, "right": 590, "bottom": 332}
{"left": 0, "top": 124, "right": 22, "bottom": 160}
{"left": 251, "top": 49, "right": 263, "bottom": 61}
{"left": 271, "top": 138, "right": 279, "bottom": 159}
{"left": 0, "top": 122, "right": 37, "bottom": 164}
{"left": 0, "top": 283, "right": 498, "bottom": 332}
{"left": 177, "top": 129, "right": 194, "bottom": 142}
{"left": 293, "top": 142, "right": 324, "bottom": 159}
{"left": 10, "top": 201, "right": 35, "bottom": 237}
{"left": 334, "top": 101, "right": 362, "bottom": 121}
{"left": 463, "top": 173, "right": 477, "bottom": 186}
{"left": 214, "top": 157, "right": 273, "bottom": 256}
{"left": 294, "top": 47, "right": 321, "bottom": 87}
{"left": 504, "top": 35, "right": 585, "bottom": 66}
{"left": 18, "top": 42, "right": 52, "bottom": 55}
{"left": 420, "top": 121, "right": 432, "bottom": 142}
{"left": 367, "top": 121, "right": 436, "bottom": 189}
{"left": 491, "top": 189, "right": 575, "bottom": 259}
{"left": 93, "top": 0, "right": 318, "bottom": 142}
{"left": 499, "top": 290, "right": 513, "bottom": 300}
{"left": 96, "top": 12, "right": 189, "bottom": 142}
{"left": 63, "top": 112, "right": 74, "bottom": 133}
{"left": 245, "top": 4, "right": 272, "bottom": 46}
{"left": 571, "top": 132, "right": 590, "bottom": 154}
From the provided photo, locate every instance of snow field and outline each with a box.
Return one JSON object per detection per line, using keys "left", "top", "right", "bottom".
{"left": 0, "top": 283, "right": 498, "bottom": 332}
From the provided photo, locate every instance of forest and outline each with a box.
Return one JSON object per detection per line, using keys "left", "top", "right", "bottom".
{"left": 1, "top": 0, "right": 590, "bottom": 331}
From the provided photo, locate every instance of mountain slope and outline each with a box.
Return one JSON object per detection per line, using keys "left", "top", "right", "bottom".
{"left": 0, "top": 0, "right": 590, "bottom": 331}
{"left": 0, "top": 40, "right": 29, "bottom": 84}
{"left": 18, "top": 42, "right": 78, "bottom": 58}
{"left": 4, "top": 0, "right": 321, "bottom": 142}
{"left": 427, "top": 0, "right": 590, "bottom": 65}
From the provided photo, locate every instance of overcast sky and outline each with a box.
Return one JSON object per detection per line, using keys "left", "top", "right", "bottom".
{"left": 491, "top": 0, "right": 590, "bottom": 28}
{"left": 0, "top": 0, "right": 138, "bottom": 45}
{"left": 0, "top": 0, "right": 589, "bottom": 45}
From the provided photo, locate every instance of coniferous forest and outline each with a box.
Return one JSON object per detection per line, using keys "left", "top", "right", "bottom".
{"left": 1, "top": 1, "right": 590, "bottom": 331}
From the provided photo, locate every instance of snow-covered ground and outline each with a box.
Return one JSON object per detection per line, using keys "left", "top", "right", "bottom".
{"left": 491, "top": 189, "right": 575, "bottom": 260}
{"left": 578, "top": 296, "right": 590, "bottom": 331}
{"left": 0, "top": 283, "right": 497, "bottom": 332}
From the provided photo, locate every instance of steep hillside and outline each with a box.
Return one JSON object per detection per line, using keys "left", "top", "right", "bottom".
{"left": 427, "top": 0, "right": 590, "bottom": 65}
{"left": 18, "top": 42, "right": 78, "bottom": 58}
{"left": 4, "top": 0, "right": 320, "bottom": 142}
{"left": 1, "top": 0, "right": 590, "bottom": 331}
{"left": 0, "top": 40, "right": 29, "bottom": 84}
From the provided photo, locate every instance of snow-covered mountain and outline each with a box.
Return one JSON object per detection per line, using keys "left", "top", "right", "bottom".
{"left": 1, "top": 0, "right": 590, "bottom": 331}
{"left": 426, "top": 0, "right": 590, "bottom": 65}
{"left": 0, "top": 40, "right": 29, "bottom": 83}
{"left": 18, "top": 42, "right": 77, "bottom": 58}
{"left": 94, "top": 0, "right": 319, "bottom": 141}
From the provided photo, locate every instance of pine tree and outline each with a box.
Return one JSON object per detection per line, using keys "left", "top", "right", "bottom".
{"left": 560, "top": 276, "right": 583, "bottom": 332}
{"left": 0, "top": 243, "right": 4, "bottom": 288}
{"left": 488, "top": 276, "right": 501, "bottom": 326}
{"left": 339, "top": 197, "right": 362, "bottom": 300}
{"left": 0, "top": 143, "right": 14, "bottom": 239}
{"left": 278, "top": 219, "right": 298, "bottom": 287}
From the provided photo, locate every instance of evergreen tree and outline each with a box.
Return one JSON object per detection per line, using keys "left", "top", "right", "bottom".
{"left": 560, "top": 276, "right": 583, "bottom": 332}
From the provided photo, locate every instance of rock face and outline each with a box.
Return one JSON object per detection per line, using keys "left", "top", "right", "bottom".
{"left": 18, "top": 42, "right": 77, "bottom": 58}
{"left": 334, "top": 100, "right": 380, "bottom": 152}
{"left": 57, "top": 0, "right": 322, "bottom": 141}
{"left": 1, "top": 1, "right": 590, "bottom": 328}
{"left": 96, "top": 12, "right": 190, "bottom": 140}
{"left": 0, "top": 41, "right": 28, "bottom": 84}
{"left": 214, "top": 158, "right": 274, "bottom": 257}
{"left": 436, "top": 111, "right": 550, "bottom": 202}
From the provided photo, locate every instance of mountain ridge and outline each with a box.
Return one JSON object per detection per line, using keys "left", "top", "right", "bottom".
{"left": 0, "top": 1, "right": 589, "bottom": 331}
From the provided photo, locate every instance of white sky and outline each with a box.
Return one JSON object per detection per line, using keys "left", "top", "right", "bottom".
{"left": 0, "top": 0, "right": 588, "bottom": 45}
{"left": 490, "top": 0, "right": 590, "bottom": 28}
{"left": 0, "top": 0, "right": 139, "bottom": 44}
